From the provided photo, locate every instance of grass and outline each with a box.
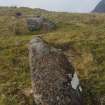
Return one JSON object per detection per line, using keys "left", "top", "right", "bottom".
{"left": 0, "top": 7, "right": 105, "bottom": 105}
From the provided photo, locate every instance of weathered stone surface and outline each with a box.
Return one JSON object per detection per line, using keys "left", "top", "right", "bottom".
{"left": 42, "top": 21, "right": 56, "bottom": 31}
{"left": 27, "top": 16, "right": 55, "bottom": 31}
{"left": 100, "top": 95, "right": 105, "bottom": 105}
{"left": 28, "top": 36, "right": 84, "bottom": 105}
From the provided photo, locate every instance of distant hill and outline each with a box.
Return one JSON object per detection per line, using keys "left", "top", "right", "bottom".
{"left": 92, "top": 0, "right": 105, "bottom": 13}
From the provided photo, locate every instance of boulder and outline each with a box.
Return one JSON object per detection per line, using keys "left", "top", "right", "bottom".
{"left": 27, "top": 16, "right": 56, "bottom": 31}
{"left": 28, "top": 36, "right": 84, "bottom": 105}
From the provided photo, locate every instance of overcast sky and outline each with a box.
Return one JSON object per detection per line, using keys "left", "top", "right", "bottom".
{"left": 0, "top": 0, "right": 101, "bottom": 13}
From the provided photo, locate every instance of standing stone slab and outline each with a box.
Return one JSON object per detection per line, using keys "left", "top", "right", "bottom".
{"left": 28, "top": 36, "right": 84, "bottom": 105}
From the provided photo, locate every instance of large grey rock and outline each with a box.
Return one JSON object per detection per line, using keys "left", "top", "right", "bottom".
{"left": 27, "top": 16, "right": 44, "bottom": 31}
{"left": 27, "top": 16, "right": 56, "bottom": 31}
{"left": 28, "top": 36, "right": 84, "bottom": 105}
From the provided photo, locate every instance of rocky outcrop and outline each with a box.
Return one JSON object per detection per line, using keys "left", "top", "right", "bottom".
{"left": 28, "top": 36, "right": 84, "bottom": 105}
{"left": 27, "top": 16, "right": 56, "bottom": 31}
{"left": 92, "top": 0, "right": 105, "bottom": 13}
